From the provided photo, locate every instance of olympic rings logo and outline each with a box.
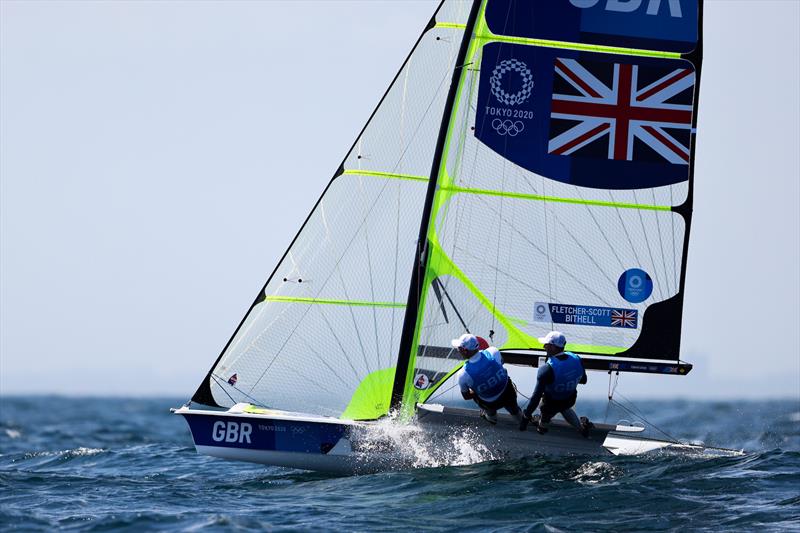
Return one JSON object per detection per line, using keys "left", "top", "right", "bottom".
{"left": 490, "top": 59, "right": 534, "bottom": 106}
{"left": 492, "top": 119, "right": 525, "bottom": 136}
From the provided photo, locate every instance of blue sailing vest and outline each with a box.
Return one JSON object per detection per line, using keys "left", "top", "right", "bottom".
{"left": 545, "top": 352, "right": 583, "bottom": 400}
{"left": 464, "top": 350, "right": 509, "bottom": 400}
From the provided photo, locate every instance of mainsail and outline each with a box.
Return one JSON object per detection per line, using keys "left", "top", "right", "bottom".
{"left": 191, "top": 0, "right": 704, "bottom": 422}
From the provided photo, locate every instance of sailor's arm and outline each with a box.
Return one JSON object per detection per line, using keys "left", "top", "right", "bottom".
{"left": 458, "top": 371, "right": 474, "bottom": 400}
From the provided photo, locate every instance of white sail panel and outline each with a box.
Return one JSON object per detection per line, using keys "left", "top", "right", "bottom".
{"left": 195, "top": 0, "right": 472, "bottom": 417}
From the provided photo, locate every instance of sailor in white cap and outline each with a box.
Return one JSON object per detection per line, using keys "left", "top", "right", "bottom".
{"left": 519, "top": 331, "right": 591, "bottom": 436}
{"left": 452, "top": 333, "right": 523, "bottom": 425}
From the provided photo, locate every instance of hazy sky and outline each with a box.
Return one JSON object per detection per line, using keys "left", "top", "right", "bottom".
{"left": 1, "top": 0, "right": 798, "bottom": 400}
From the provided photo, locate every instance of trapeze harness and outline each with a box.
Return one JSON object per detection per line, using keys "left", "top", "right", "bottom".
{"left": 544, "top": 352, "right": 583, "bottom": 400}
{"left": 464, "top": 350, "right": 508, "bottom": 400}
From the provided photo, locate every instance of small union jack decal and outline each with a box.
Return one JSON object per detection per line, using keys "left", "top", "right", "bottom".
{"left": 610, "top": 309, "right": 638, "bottom": 328}
{"left": 548, "top": 58, "right": 694, "bottom": 165}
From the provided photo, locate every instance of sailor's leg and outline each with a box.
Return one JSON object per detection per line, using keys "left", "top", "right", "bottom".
{"left": 474, "top": 396, "right": 498, "bottom": 424}
{"left": 538, "top": 400, "right": 558, "bottom": 433}
{"left": 561, "top": 408, "right": 583, "bottom": 431}
{"left": 501, "top": 380, "right": 523, "bottom": 422}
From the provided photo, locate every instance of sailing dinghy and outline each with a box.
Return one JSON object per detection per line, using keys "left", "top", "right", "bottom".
{"left": 174, "top": 0, "right": 728, "bottom": 473}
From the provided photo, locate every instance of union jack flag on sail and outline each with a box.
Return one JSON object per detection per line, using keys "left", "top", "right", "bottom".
{"left": 611, "top": 309, "right": 638, "bottom": 328}
{"left": 548, "top": 58, "right": 695, "bottom": 165}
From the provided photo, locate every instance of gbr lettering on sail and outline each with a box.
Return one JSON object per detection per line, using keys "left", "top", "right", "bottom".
{"left": 570, "top": 0, "right": 683, "bottom": 18}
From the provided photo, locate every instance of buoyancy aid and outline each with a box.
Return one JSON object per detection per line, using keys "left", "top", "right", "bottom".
{"left": 545, "top": 352, "right": 583, "bottom": 400}
{"left": 464, "top": 350, "right": 509, "bottom": 399}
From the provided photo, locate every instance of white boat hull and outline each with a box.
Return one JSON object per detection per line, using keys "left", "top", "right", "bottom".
{"left": 173, "top": 403, "right": 712, "bottom": 474}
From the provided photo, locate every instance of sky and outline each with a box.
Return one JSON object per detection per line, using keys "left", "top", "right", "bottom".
{"left": 1, "top": 0, "right": 798, "bottom": 400}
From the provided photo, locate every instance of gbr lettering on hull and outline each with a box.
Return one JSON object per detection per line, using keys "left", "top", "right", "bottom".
{"left": 212, "top": 421, "right": 252, "bottom": 444}
{"left": 570, "top": 0, "right": 683, "bottom": 17}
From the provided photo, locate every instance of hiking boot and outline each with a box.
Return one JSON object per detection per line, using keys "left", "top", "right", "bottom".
{"left": 580, "top": 417, "right": 594, "bottom": 438}
{"left": 480, "top": 409, "right": 498, "bottom": 425}
{"left": 536, "top": 420, "right": 549, "bottom": 435}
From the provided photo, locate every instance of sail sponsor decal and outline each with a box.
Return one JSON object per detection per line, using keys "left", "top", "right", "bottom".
{"left": 609, "top": 361, "right": 687, "bottom": 374}
{"left": 484, "top": 0, "right": 698, "bottom": 54}
{"left": 534, "top": 302, "right": 638, "bottom": 328}
{"left": 413, "top": 373, "right": 431, "bottom": 390}
{"left": 475, "top": 43, "right": 695, "bottom": 189}
{"left": 618, "top": 268, "right": 654, "bottom": 303}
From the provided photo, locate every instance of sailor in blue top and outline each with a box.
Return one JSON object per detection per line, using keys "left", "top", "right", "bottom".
{"left": 519, "top": 331, "right": 591, "bottom": 436}
{"left": 453, "top": 333, "right": 523, "bottom": 425}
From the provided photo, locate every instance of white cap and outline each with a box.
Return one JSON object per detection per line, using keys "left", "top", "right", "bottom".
{"left": 451, "top": 333, "right": 479, "bottom": 351}
{"left": 538, "top": 331, "right": 566, "bottom": 348}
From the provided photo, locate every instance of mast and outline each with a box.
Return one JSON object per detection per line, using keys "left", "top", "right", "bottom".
{"left": 390, "top": 0, "right": 483, "bottom": 412}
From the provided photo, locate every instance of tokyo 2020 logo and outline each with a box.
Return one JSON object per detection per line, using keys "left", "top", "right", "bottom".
{"left": 490, "top": 59, "right": 534, "bottom": 106}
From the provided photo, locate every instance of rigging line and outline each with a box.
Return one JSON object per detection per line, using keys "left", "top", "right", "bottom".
{"left": 633, "top": 189, "right": 665, "bottom": 302}
{"left": 512, "top": 381, "right": 531, "bottom": 401}
{"left": 431, "top": 276, "right": 452, "bottom": 325}
{"left": 210, "top": 373, "right": 266, "bottom": 409}
{"left": 209, "top": 374, "right": 238, "bottom": 406}
{"left": 652, "top": 187, "right": 672, "bottom": 296}
{"left": 427, "top": 381, "right": 458, "bottom": 402}
{"left": 608, "top": 189, "right": 644, "bottom": 268}
{"left": 604, "top": 371, "right": 620, "bottom": 422}
{"left": 610, "top": 394, "right": 681, "bottom": 445}
{"left": 436, "top": 277, "right": 471, "bottom": 332}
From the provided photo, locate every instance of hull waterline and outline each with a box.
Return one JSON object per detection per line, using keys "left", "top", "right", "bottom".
{"left": 173, "top": 403, "right": 724, "bottom": 474}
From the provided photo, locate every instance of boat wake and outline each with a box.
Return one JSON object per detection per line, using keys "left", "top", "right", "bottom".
{"left": 351, "top": 419, "right": 497, "bottom": 470}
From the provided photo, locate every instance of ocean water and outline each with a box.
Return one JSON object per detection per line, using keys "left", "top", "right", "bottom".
{"left": 1, "top": 397, "right": 798, "bottom": 532}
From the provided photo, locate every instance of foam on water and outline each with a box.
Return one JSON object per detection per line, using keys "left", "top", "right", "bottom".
{"left": 570, "top": 461, "right": 622, "bottom": 485}
{"left": 353, "top": 417, "right": 496, "bottom": 469}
